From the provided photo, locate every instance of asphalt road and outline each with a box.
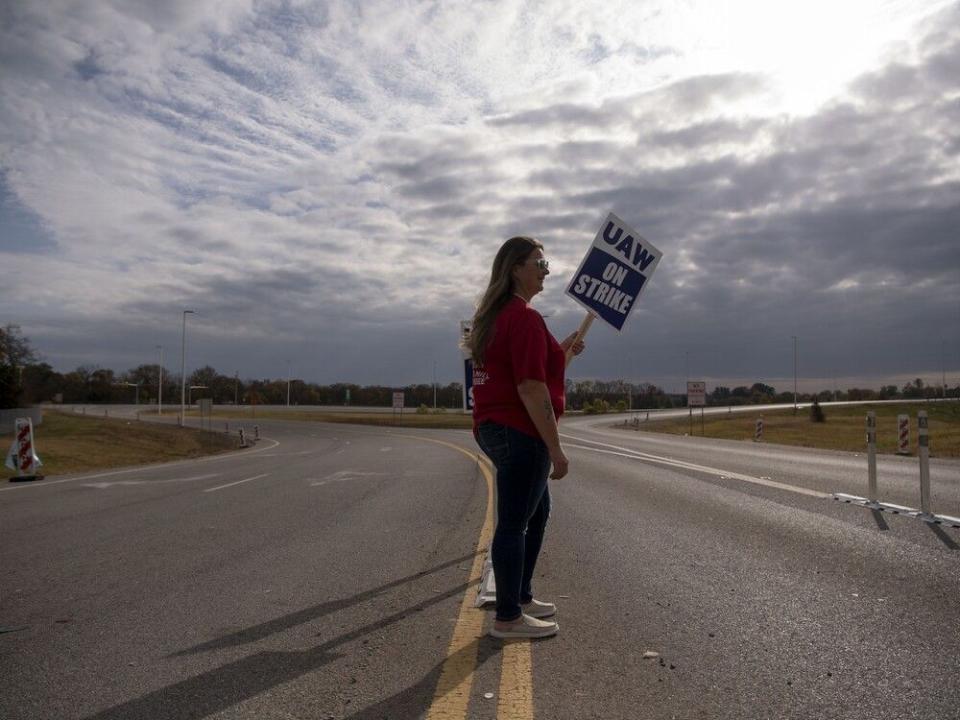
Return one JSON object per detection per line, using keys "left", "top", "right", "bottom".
{"left": 1, "top": 415, "right": 958, "bottom": 719}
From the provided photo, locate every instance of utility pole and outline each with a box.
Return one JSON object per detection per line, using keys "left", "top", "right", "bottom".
{"left": 156, "top": 345, "right": 163, "bottom": 416}
{"left": 433, "top": 360, "right": 437, "bottom": 409}
{"left": 943, "top": 339, "right": 947, "bottom": 399}
{"left": 180, "top": 310, "right": 195, "bottom": 426}
{"left": 792, "top": 335, "right": 798, "bottom": 410}
{"left": 235, "top": 371, "right": 239, "bottom": 406}
{"left": 286, "top": 361, "right": 291, "bottom": 407}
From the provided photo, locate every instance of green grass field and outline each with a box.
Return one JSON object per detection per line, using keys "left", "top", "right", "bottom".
{"left": 187, "top": 407, "right": 475, "bottom": 429}
{"left": 622, "top": 402, "right": 960, "bottom": 457}
{"left": 2, "top": 411, "right": 238, "bottom": 477}
{"left": 7, "top": 402, "right": 957, "bottom": 477}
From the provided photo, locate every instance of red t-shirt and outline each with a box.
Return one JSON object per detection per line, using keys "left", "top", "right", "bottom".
{"left": 472, "top": 296, "right": 566, "bottom": 439}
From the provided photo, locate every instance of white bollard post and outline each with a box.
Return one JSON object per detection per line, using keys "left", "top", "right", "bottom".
{"left": 239, "top": 427, "right": 248, "bottom": 448}
{"left": 918, "top": 411, "right": 931, "bottom": 516}
{"left": 754, "top": 416, "right": 763, "bottom": 442}
{"left": 896, "top": 414, "right": 910, "bottom": 455}
{"left": 254, "top": 425, "right": 260, "bottom": 441}
{"left": 866, "top": 411, "right": 878, "bottom": 504}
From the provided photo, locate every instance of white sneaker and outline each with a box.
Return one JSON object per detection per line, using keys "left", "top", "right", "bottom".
{"left": 489, "top": 613, "right": 559, "bottom": 639}
{"left": 521, "top": 598, "right": 557, "bottom": 619}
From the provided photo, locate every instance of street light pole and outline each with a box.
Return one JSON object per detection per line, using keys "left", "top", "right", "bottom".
{"left": 792, "top": 335, "right": 798, "bottom": 410}
{"left": 180, "top": 310, "right": 195, "bottom": 426}
{"left": 235, "top": 371, "right": 239, "bottom": 406}
{"left": 943, "top": 339, "right": 947, "bottom": 399}
{"left": 286, "top": 361, "right": 291, "bottom": 407}
{"left": 156, "top": 345, "right": 163, "bottom": 416}
{"left": 433, "top": 361, "right": 437, "bottom": 409}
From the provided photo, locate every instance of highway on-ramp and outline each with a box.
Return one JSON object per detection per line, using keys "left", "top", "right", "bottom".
{"left": 1, "top": 415, "right": 957, "bottom": 719}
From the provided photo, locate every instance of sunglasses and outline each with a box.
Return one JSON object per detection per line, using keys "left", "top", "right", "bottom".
{"left": 531, "top": 258, "right": 549, "bottom": 271}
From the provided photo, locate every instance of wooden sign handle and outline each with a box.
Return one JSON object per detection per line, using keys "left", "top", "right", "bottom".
{"left": 565, "top": 312, "right": 595, "bottom": 367}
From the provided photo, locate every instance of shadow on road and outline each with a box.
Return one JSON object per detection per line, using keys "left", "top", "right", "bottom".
{"left": 870, "top": 509, "right": 890, "bottom": 531}
{"left": 81, "top": 553, "right": 483, "bottom": 720}
{"left": 339, "top": 636, "right": 503, "bottom": 720}
{"left": 926, "top": 523, "right": 959, "bottom": 550}
{"left": 171, "top": 550, "right": 480, "bottom": 656}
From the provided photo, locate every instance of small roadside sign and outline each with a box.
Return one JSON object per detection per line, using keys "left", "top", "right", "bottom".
{"left": 392, "top": 391, "right": 405, "bottom": 410}
{"left": 687, "top": 381, "right": 706, "bottom": 407}
{"left": 566, "top": 212, "right": 663, "bottom": 332}
{"left": 460, "top": 320, "right": 474, "bottom": 412}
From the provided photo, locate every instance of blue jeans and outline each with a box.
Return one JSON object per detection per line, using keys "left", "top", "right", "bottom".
{"left": 475, "top": 421, "right": 552, "bottom": 622}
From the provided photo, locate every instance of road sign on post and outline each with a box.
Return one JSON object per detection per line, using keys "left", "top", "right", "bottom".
{"left": 392, "top": 391, "right": 404, "bottom": 425}
{"left": 460, "top": 320, "right": 473, "bottom": 413}
{"left": 686, "top": 381, "right": 706, "bottom": 435}
{"left": 687, "top": 381, "right": 706, "bottom": 407}
{"left": 565, "top": 212, "right": 663, "bottom": 333}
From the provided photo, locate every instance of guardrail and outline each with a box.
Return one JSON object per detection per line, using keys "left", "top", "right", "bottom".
{"left": 834, "top": 410, "right": 959, "bottom": 528}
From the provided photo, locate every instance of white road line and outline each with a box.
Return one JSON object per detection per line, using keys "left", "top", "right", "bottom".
{"left": 81, "top": 473, "right": 221, "bottom": 489}
{"left": 203, "top": 473, "right": 271, "bottom": 493}
{"left": 561, "top": 433, "right": 831, "bottom": 499}
{"left": 0, "top": 438, "right": 280, "bottom": 493}
{"left": 310, "top": 470, "right": 384, "bottom": 487}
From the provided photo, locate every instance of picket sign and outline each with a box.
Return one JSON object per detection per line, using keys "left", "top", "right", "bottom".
{"left": 565, "top": 313, "right": 595, "bottom": 367}
{"left": 564, "top": 212, "right": 663, "bottom": 366}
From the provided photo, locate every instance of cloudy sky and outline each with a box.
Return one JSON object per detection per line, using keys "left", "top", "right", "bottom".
{"left": 1, "top": 0, "right": 958, "bottom": 393}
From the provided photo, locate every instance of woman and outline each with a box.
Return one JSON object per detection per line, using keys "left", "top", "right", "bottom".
{"left": 467, "top": 236, "right": 585, "bottom": 639}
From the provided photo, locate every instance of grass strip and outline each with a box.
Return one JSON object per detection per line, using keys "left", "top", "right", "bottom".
{"left": 187, "top": 407, "right": 474, "bottom": 429}
{"left": 619, "top": 402, "right": 960, "bottom": 457}
{"left": 2, "top": 411, "right": 238, "bottom": 477}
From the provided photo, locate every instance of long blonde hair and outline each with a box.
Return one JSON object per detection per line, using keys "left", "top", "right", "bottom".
{"left": 466, "top": 236, "right": 542, "bottom": 365}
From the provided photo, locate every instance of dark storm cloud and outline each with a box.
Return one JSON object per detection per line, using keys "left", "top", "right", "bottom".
{"left": 4, "top": 1, "right": 958, "bottom": 389}
{"left": 647, "top": 118, "right": 766, "bottom": 149}
{"left": 489, "top": 72, "right": 767, "bottom": 129}
{"left": 461, "top": 21, "right": 957, "bottom": 386}
{"left": 488, "top": 101, "right": 617, "bottom": 129}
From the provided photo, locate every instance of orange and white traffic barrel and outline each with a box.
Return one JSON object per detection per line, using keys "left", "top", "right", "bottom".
{"left": 6, "top": 418, "right": 43, "bottom": 482}
{"left": 896, "top": 414, "right": 910, "bottom": 455}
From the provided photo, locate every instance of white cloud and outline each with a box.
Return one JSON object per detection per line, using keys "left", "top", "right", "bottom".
{"left": 0, "top": 0, "right": 957, "bottom": 386}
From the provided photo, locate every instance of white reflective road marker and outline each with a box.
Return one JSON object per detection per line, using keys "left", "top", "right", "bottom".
{"left": 203, "top": 473, "right": 270, "bottom": 493}
{"left": 310, "top": 471, "right": 384, "bottom": 486}
{"left": 82, "top": 473, "right": 221, "bottom": 489}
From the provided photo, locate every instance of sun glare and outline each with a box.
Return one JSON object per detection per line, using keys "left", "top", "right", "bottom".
{"left": 676, "top": 0, "right": 946, "bottom": 116}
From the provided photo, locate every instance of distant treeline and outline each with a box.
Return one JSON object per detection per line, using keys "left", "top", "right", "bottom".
{"left": 3, "top": 322, "right": 957, "bottom": 410}
{"left": 10, "top": 362, "right": 959, "bottom": 411}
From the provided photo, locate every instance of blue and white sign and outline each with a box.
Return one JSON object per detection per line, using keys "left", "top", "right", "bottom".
{"left": 463, "top": 358, "right": 474, "bottom": 411}
{"left": 565, "top": 212, "right": 663, "bottom": 332}
{"left": 460, "top": 320, "right": 474, "bottom": 411}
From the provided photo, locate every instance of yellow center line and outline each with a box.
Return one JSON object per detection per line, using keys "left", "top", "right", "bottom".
{"left": 498, "top": 638, "right": 534, "bottom": 719}
{"left": 398, "top": 434, "right": 536, "bottom": 720}
{"left": 397, "top": 435, "right": 493, "bottom": 719}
